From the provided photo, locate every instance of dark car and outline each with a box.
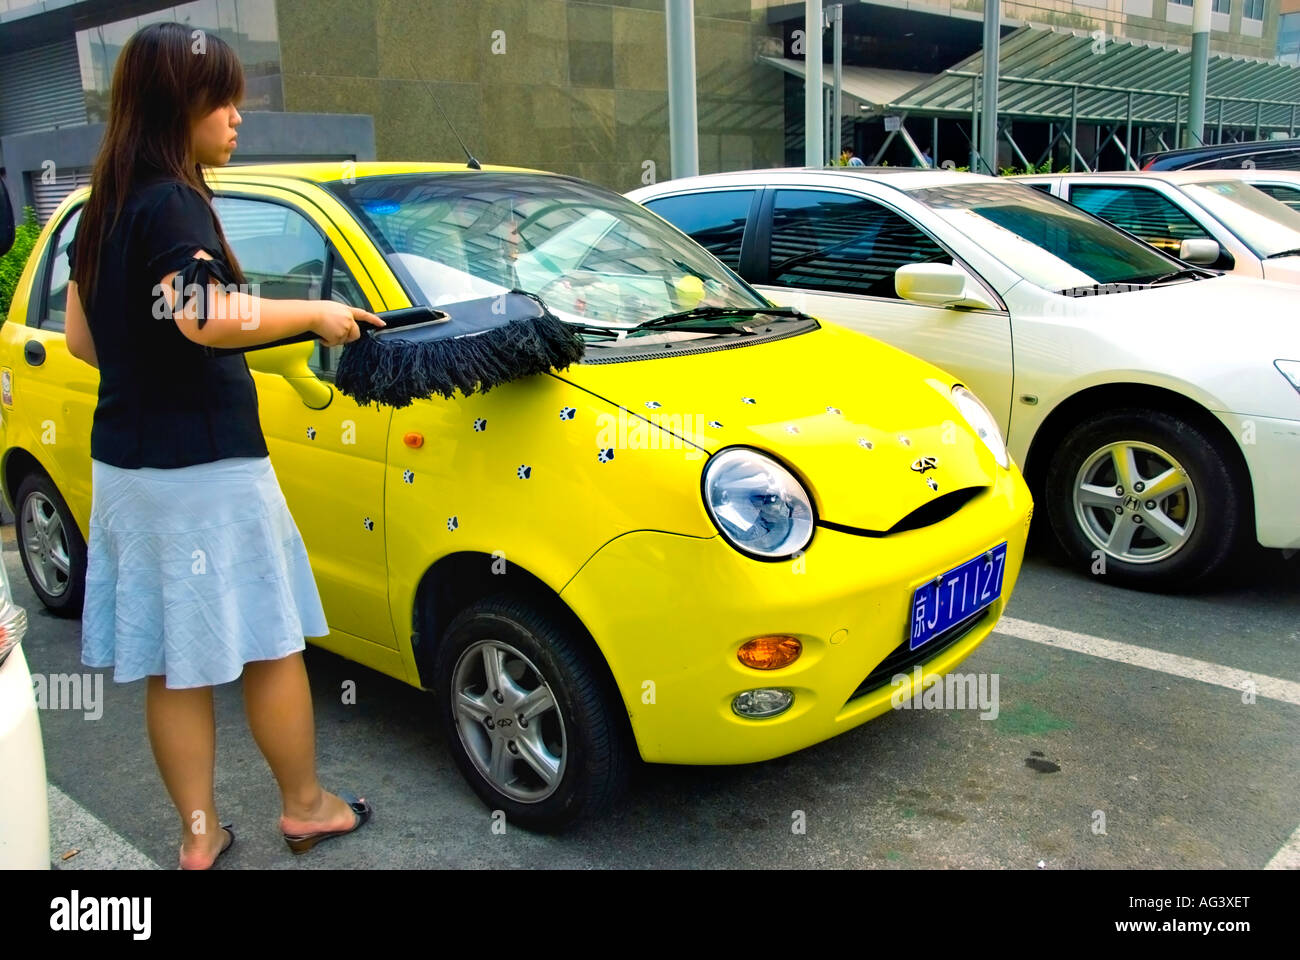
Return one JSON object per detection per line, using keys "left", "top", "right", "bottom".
{"left": 1141, "top": 139, "right": 1300, "bottom": 171}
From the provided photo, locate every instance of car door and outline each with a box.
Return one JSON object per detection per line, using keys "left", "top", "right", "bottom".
{"left": 14, "top": 202, "right": 98, "bottom": 526}
{"left": 212, "top": 187, "right": 396, "bottom": 648}
{"left": 750, "top": 186, "right": 1015, "bottom": 431}
{"left": 1062, "top": 180, "right": 1244, "bottom": 273}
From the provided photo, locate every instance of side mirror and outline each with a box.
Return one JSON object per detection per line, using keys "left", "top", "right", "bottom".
{"left": 895, "top": 263, "right": 995, "bottom": 310}
{"left": 245, "top": 339, "right": 332, "bottom": 409}
{"left": 1179, "top": 238, "right": 1221, "bottom": 265}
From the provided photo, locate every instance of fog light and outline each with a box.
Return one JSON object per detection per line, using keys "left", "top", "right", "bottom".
{"left": 738, "top": 635, "right": 802, "bottom": 670}
{"left": 732, "top": 688, "right": 794, "bottom": 718}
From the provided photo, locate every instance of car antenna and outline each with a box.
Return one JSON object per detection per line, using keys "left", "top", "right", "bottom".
{"left": 405, "top": 54, "right": 481, "bottom": 169}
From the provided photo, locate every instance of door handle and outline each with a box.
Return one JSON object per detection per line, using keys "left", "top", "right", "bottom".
{"left": 23, "top": 340, "right": 45, "bottom": 367}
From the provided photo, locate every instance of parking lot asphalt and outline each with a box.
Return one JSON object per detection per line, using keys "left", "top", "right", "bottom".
{"left": 11, "top": 521, "right": 1298, "bottom": 870}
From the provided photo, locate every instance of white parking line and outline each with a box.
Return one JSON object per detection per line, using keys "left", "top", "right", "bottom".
{"left": 47, "top": 783, "right": 159, "bottom": 870}
{"left": 996, "top": 616, "right": 1300, "bottom": 706}
{"left": 1265, "top": 823, "right": 1300, "bottom": 870}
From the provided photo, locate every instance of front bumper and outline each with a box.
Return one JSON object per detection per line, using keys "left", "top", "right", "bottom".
{"left": 560, "top": 467, "right": 1033, "bottom": 764}
{"left": 1216, "top": 412, "right": 1300, "bottom": 550}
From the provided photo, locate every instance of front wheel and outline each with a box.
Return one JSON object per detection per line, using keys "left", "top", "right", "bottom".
{"left": 433, "top": 595, "right": 629, "bottom": 831}
{"left": 1044, "top": 409, "right": 1248, "bottom": 590}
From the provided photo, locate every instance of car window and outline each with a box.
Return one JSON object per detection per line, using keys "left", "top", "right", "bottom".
{"left": 40, "top": 206, "right": 83, "bottom": 332}
{"left": 767, "top": 189, "right": 951, "bottom": 298}
{"left": 906, "top": 181, "right": 1181, "bottom": 293}
{"left": 1251, "top": 183, "right": 1300, "bottom": 213}
{"left": 1180, "top": 178, "right": 1300, "bottom": 258}
{"left": 642, "top": 190, "right": 754, "bottom": 272}
{"left": 1025, "top": 182, "right": 1054, "bottom": 194}
{"left": 1067, "top": 184, "right": 1210, "bottom": 254}
{"left": 212, "top": 196, "right": 364, "bottom": 381}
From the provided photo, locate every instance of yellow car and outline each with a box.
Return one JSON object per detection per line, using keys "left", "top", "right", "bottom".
{"left": 0, "top": 163, "right": 1032, "bottom": 830}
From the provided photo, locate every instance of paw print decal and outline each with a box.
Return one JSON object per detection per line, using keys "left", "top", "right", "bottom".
{"left": 707, "top": 420, "right": 723, "bottom": 429}
{"left": 598, "top": 448, "right": 615, "bottom": 463}
{"left": 473, "top": 418, "right": 487, "bottom": 432}
{"left": 402, "top": 469, "right": 414, "bottom": 484}
{"left": 362, "top": 517, "right": 374, "bottom": 531}
{"left": 826, "top": 406, "right": 841, "bottom": 415}
{"left": 785, "top": 424, "right": 800, "bottom": 435}
{"left": 306, "top": 426, "right": 316, "bottom": 440}
{"left": 517, "top": 465, "right": 532, "bottom": 479}
{"left": 857, "top": 437, "right": 874, "bottom": 450}
{"left": 559, "top": 407, "right": 576, "bottom": 421}
{"left": 447, "top": 516, "right": 459, "bottom": 531}
{"left": 926, "top": 477, "right": 939, "bottom": 492}
{"left": 645, "top": 400, "right": 661, "bottom": 410}
{"left": 741, "top": 397, "right": 756, "bottom": 405}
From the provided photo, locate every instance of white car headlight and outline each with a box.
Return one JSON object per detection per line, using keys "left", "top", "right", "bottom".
{"left": 1276, "top": 359, "right": 1300, "bottom": 395}
{"left": 703, "top": 448, "right": 815, "bottom": 559}
{"left": 952, "top": 384, "right": 1009, "bottom": 469}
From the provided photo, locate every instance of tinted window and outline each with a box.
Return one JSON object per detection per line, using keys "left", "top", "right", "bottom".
{"left": 212, "top": 196, "right": 363, "bottom": 381}
{"left": 767, "top": 189, "right": 950, "bottom": 298}
{"left": 1252, "top": 182, "right": 1300, "bottom": 213}
{"left": 41, "top": 207, "right": 82, "bottom": 332}
{"left": 643, "top": 190, "right": 754, "bottom": 271}
{"left": 1068, "top": 185, "right": 1210, "bottom": 254}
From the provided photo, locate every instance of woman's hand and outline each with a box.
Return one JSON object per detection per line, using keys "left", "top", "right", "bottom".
{"left": 311, "top": 302, "right": 386, "bottom": 347}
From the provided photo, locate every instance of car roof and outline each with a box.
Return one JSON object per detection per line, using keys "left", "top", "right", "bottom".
{"left": 629, "top": 166, "right": 997, "bottom": 195}
{"left": 1013, "top": 169, "right": 1282, "bottom": 185}
{"left": 1139, "top": 138, "right": 1300, "bottom": 170}
{"left": 207, "top": 160, "right": 552, "bottom": 183}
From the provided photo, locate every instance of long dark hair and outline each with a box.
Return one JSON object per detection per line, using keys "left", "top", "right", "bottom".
{"left": 72, "top": 21, "right": 247, "bottom": 308}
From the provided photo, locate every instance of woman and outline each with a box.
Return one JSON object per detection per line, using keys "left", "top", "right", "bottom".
{"left": 64, "top": 21, "right": 382, "bottom": 869}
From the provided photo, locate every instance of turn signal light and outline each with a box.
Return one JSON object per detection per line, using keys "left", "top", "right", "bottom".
{"left": 403, "top": 431, "right": 424, "bottom": 448}
{"left": 737, "top": 635, "right": 802, "bottom": 670}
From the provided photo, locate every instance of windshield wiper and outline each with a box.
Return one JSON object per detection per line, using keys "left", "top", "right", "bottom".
{"left": 1141, "top": 267, "right": 1218, "bottom": 286}
{"left": 632, "top": 305, "right": 814, "bottom": 331}
{"left": 1264, "top": 248, "right": 1300, "bottom": 260}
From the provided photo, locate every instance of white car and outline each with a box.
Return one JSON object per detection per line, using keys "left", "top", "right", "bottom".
{"left": 0, "top": 544, "right": 43, "bottom": 868}
{"left": 1015, "top": 170, "right": 1300, "bottom": 285}
{"left": 1224, "top": 168, "right": 1300, "bottom": 214}
{"left": 629, "top": 168, "right": 1300, "bottom": 588}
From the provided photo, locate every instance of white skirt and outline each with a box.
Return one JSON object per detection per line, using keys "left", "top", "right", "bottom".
{"left": 81, "top": 455, "right": 330, "bottom": 689}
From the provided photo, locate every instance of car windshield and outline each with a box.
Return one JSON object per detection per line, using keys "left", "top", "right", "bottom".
{"left": 1181, "top": 178, "right": 1300, "bottom": 258}
{"left": 326, "top": 172, "right": 772, "bottom": 337}
{"left": 905, "top": 181, "right": 1183, "bottom": 292}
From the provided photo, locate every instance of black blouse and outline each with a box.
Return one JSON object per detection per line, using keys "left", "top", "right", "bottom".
{"left": 70, "top": 175, "right": 269, "bottom": 469}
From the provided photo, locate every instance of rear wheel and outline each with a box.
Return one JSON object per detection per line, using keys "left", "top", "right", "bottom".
{"left": 1045, "top": 409, "right": 1247, "bottom": 590}
{"left": 14, "top": 473, "right": 86, "bottom": 616}
{"left": 433, "top": 595, "right": 629, "bottom": 831}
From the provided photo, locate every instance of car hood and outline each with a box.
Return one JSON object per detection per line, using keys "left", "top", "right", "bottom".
{"left": 1262, "top": 255, "right": 1300, "bottom": 285}
{"left": 554, "top": 323, "right": 1003, "bottom": 532}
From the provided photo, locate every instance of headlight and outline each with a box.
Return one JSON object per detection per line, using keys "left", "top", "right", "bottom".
{"left": 0, "top": 545, "right": 28, "bottom": 668}
{"left": 703, "top": 448, "right": 815, "bottom": 559}
{"left": 951, "top": 384, "right": 1009, "bottom": 469}
{"left": 1277, "top": 359, "right": 1300, "bottom": 395}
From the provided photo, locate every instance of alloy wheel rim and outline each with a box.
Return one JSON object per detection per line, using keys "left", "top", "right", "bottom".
{"left": 1072, "top": 440, "right": 1198, "bottom": 565}
{"left": 451, "top": 639, "right": 567, "bottom": 803}
{"left": 21, "top": 492, "right": 70, "bottom": 597}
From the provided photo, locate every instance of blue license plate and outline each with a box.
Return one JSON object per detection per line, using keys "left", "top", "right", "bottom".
{"left": 908, "top": 542, "right": 1008, "bottom": 651}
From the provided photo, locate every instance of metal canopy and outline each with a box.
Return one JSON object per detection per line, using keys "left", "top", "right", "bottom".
{"left": 885, "top": 25, "right": 1300, "bottom": 130}
{"left": 757, "top": 55, "right": 935, "bottom": 112}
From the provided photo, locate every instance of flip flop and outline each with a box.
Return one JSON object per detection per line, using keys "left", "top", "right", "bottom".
{"left": 181, "top": 823, "right": 235, "bottom": 870}
{"left": 282, "top": 792, "right": 372, "bottom": 855}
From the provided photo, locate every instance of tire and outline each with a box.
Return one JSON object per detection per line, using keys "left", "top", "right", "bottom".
{"left": 14, "top": 472, "right": 87, "bottom": 617}
{"left": 1044, "top": 408, "right": 1248, "bottom": 590}
{"left": 433, "top": 595, "right": 629, "bottom": 831}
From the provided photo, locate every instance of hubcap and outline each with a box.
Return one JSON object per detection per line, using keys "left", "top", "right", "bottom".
{"left": 21, "top": 492, "right": 71, "bottom": 597}
{"left": 1073, "top": 441, "right": 1197, "bottom": 565}
{"left": 451, "top": 640, "right": 566, "bottom": 803}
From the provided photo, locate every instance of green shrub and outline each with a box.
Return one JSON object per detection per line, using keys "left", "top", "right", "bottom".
{"left": 0, "top": 206, "right": 41, "bottom": 322}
